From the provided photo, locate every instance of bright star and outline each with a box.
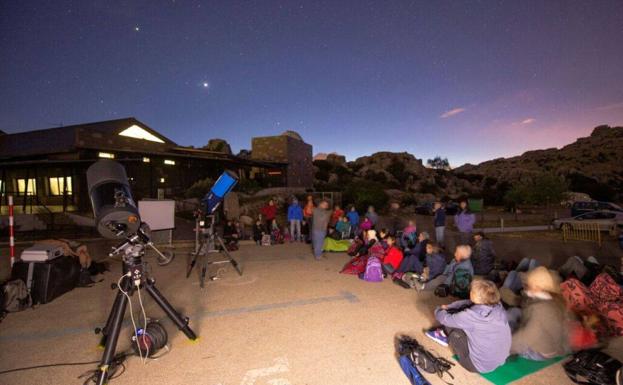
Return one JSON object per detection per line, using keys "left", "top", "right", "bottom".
{"left": 134, "top": 26, "right": 140, "bottom": 32}
{"left": 202, "top": 82, "right": 209, "bottom": 88}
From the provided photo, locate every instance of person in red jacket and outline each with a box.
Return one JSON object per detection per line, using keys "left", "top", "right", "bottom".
{"left": 330, "top": 204, "right": 344, "bottom": 227}
{"left": 382, "top": 234, "right": 404, "bottom": 273}
{"left": 260, "top": 199, "right": 277, "bottom": 229}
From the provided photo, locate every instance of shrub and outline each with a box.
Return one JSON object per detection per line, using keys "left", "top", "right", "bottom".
{"left": 185, "top": 177, "right": 214, "bottom": 199}
{"left": 343, "top": 181, "right": 389, "bottom": 212}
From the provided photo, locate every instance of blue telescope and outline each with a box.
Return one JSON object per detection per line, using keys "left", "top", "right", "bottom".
{"left": 202, "top": 171, "right": 238, "bottom": 214}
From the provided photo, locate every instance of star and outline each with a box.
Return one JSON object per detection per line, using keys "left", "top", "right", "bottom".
{"left": 134, "top": 26, "right": 140, "bottom": 32}
{"left": 202, "top": 82, "right": 209, "bottom": 88}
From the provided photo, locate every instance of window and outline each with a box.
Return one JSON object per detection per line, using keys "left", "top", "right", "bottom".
{"left": 118, "top": 125, "right": 165, "bottom": 143}
{"left": 164, "top": 159, "right": 175, "bottom": 165}
{"left": 99, "top": 152, "right": 115, "bottom": 159}
{"left": 0, "top": 180, "right": 4, "bottom": 196}
{"left": 143, "top": 157, "right": 150, "bottom": 163}
{"left": 17, "top": 178, "right": 37, "bottom": 196}
{"left": 49, "top": 177, "right": 73, "bottom": 196}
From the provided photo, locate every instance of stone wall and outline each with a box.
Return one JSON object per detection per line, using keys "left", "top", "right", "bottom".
{"left": 251, "top": 134, "right": 313, "bottom": 188}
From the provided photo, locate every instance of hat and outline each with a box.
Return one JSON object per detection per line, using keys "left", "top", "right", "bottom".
{"left": 525, "top": 266, "right": 561, "bottom": 294}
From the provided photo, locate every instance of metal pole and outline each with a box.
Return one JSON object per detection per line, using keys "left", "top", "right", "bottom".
{"left": 9, "top": 195, "right": 15, "bottom": 266}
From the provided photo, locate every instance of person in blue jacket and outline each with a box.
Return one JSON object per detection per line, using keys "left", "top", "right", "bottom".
{"left": 287, "top": 197, "right": 304, "bottom": 242}
{"left": 346, "top": 206, "right": 360, "bottom": 237}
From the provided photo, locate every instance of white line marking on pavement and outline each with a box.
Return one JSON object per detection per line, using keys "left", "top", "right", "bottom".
{"left": 240, "top": 357, "right": 289, "bottom": 385}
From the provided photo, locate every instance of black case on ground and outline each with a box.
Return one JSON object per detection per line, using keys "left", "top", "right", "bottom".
{"left": 11, "top": 256, "right": 80, "bottom": 304}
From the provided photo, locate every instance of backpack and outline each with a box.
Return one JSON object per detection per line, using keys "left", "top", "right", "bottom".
{"left": 564, "top": 349, "right": 622, "bottom": 385}
{"left": 397, "top": 335, "right": 455, "bottom": 384}
{"left": 362, "top": 256, "right": 383, "bottom": 282}
{"left": 450, "top": 268, "right": 472, "bottom": 299}
{"left": 2, "top": 279, "right": 32, "bottom": 315}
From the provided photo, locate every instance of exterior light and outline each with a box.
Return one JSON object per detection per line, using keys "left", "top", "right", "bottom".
{"left": 143, "top": 157, "right": 150, "bottom": 163}
{"left": 159, "top": 178, "right": 165, "bottom": 183}
{"left": 98, "top": 152, "right": 115, "bottom": 159}
{"left": 164, "top": 159, "right": 175, "bottom": 165}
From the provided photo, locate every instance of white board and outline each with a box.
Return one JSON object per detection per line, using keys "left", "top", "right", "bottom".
{"left": 138, "top": 200, "right": 175, "bottom": 230}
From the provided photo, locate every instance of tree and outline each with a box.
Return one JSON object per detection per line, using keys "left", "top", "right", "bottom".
{"left": 426, "top": 156, "right": 450, "bottom": 170}
{"left": 503, "top": 173, "right": 569, "bottom": 209}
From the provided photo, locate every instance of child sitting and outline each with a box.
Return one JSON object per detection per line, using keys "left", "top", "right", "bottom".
{"left": 426, "top": 280, "right": 511, "bottom": 373}
{"left": 359, "top": 217, "right": 372, "bottom": 232}
{"left": 253, "top": 219, "right": 266, "bottom": 245}
{"left": 419, "top": 245, "right": 473, "bottom": 292}
{"left": 335, "top": 216, "right": 351, "bottom": 239}
{"left": 401, "top": 219, "right": 417, "bottom": 249}
{"left": 270, "top": 219, "right": 284, "bottom": 244}
{"left": 378, "top": 228, "right": 389, "bottom": 249}
{"left": 424, "top": 243, "right": 447, "bottom": 282}
{"left": 382, "top": 234, "right": 404, "bottom": 274}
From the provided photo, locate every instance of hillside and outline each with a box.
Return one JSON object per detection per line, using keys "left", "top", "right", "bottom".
{"left": 313, "top": 125, "right": 623, "bottom": 204}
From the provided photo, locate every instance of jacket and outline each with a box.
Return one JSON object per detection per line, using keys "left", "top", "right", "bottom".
{"left": 346, "top": 211, "right": 360, "bottom": 226}
{"left": 261, "top": 204, "right": 277, "bottom": 220}
{"left": 366, "top": 211, "right": 379, "bottom": 226}
{"left": 472, "top": 238, "right": 495, "bottom": 275}
{"left": 442, "top": 258, "right": 474, "bottom": 286}
{"left": 312, "top": 207, "right": 331, "bottom": 232}
{"left": 511, "top": 296, "right": 571, "bottom": 358}
{"left": 454, "top": 210, "right": 475, "bottom": 233}
{"left": 434, "top": 209, "right": 446, "bottom": 227}
{"left": 287, "top": 204, "right": 303, "bottom": 221}
{"left": 435, "top": 300, "right": 511, "bottom": 373}
{"left": 384, "top": 246, "right": 404, "bottom": 270}
{"left": 426, "top": 252, "right": 447, "bottom": 280}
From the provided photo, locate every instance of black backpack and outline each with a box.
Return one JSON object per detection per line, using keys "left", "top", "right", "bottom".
{"left": 397, "top": 335, "right": 455, "bottom": 384}
{"left": 563, "top": 349, "right": 622, "bottom": 385}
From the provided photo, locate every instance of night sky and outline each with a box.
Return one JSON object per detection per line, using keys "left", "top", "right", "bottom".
{"left": 1, "top": 1, "right": 622, "bottom": 166}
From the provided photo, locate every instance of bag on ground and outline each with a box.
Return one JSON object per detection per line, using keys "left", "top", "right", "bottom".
{"left": 2, "top": 279, "right": 32, "bottom": 313}
{"left": 397, "top": 335, "right": 454, "bottom": 382}
{"left": 340, "top": 256, "right": 367, "bottom": 275}
{"left": 563, "top": 349, "right": 622, "bottom": 385}
{"left": 362, "top": 256, "right": 383, "bottom": 282}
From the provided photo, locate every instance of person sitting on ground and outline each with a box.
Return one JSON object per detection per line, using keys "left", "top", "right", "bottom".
{"left": 326, "top": 226, "right": 341, "bottom": 240}
{"left": 39, "top": 239, "right": 108, "bottom": 286}
{"left": 471, "top": 232, "right": 496, "bottom": 276}
{"left": 401, "top": 219, "right": 417, "bottom": 249}
{"left": 253, "top": 219, "right": 266, "bottom": 245}
{"left": 395, "top": 232, "right": 430, "bottom": 275}
{"left": 330, "top": 204, "right": 345, "bottom": 227}
{"left": 223, "top": 220, "right": 240, "bottom": 248}
{"left": 382, "top": 234, "right": 404, "bottom": 274}
{"left": 559, "top": 255, "right": 601, "bottom": 286}
{"left": 359, "top": 216, "right": 373, "bottom": 232}
{"left": 270, "top": 219, "right": 284, "bottom": 244}
{"left": 365, "top": 205, "right": 379, "bottom": 227}
{"left": 499, "top": 257, "right": 539, "bottom": 307}
{"left": 424, "top": 243, "right": 447, "bottom": 282}
{"left": 426, "top": 280, "right": 511, "bottom": 373}
{"left": 418, "top": 244, "right": 474, "bottom": 291}
{"left": 507, "top": 266, "right": 571, "bottom": 360}
{"left": 346, "top": 206, "right": 360, "bottom": 235}
{"left": 378, "top": 228, "right": 390, "bottom": 249}
{"left": 335, "top": 216, "right": 351, "bottom": 239}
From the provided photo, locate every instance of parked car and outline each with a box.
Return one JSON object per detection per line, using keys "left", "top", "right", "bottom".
{"left": 552, "top": 210, "right": 623, "bottom": 232}
{"left": 571, "top": 201, "right": 623, "bottom": 217}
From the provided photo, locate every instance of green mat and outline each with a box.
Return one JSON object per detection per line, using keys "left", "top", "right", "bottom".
{"left": 322, "top": 238, "right": 351, "bottom": 252}
{"left": 453, "top": 355, "right": 565, "bottom": 385}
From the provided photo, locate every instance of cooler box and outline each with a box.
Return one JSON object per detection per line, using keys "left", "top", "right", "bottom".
{"left": 20, "top": 244, "right": 64, "bottom": 262}
{"left": 11, "top": 256, "right": 81, "bottom": 304}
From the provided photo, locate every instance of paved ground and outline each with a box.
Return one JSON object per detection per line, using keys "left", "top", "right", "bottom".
{"left": 0, "top": 241, "right": 584, "bottom": 385}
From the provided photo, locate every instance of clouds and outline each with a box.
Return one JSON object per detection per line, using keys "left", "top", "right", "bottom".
{"left": 440, "top": 107, "right": 466, "bottom": 118}
{"left": 520, "top": 118, "right": 536, "bottom": 125}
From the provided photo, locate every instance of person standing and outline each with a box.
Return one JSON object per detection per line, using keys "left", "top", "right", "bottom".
{"left": 312, "top": 200, "right": 331, "bottom": 260}
{"left": 366, "top": 205, "right": 379, "bottom": 228}
{"left": 287, "top": 198, "right": 304, "bottom": 242}
{"left": 455, "top": 200, "right": 475, "bottom": 245}
{"left": 433, "top": 201, "right": 446, "bottom": 247}
{"left": 260, "top": 199, "right": 277, "bottom": 230}
{"left": 346, "top": 206, "right": 360, "bottom": 236}
{"left": 330, "top": 204, "right": 345, "bottom": 227}
{"left": 303, "top": 195, "right": 315, "bottom": 241}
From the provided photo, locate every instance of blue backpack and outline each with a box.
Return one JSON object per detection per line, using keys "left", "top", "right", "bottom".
{"left": 363, "top": 256, "right": 383, "bottom": 282}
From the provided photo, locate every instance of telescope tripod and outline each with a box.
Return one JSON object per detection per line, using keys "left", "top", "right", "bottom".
{"left": 95, "top": 241, "right": 197, "bottom": 385}
{"left": 187, "top": 216, "right": 242, "bottom": 288}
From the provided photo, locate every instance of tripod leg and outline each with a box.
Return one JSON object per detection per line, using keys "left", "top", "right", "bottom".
{"left": 216, "top": 236, "right": 243, "bottom": 276}
{"left": 144, "top": 280, "right": 197, "bottom": 340}
{"left": 200, "top": 264, "right": 207, "bottom": 289}
{"left": 98, "top": 290, "right": 124, "bottom": 347}
{"left": 95, "top": 289, "right": 129, "bottom": 385}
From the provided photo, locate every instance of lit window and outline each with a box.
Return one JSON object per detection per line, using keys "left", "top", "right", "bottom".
{"left": 49, "top": 177, "right": 73, "bottom": 196}
{"left": 99, "top": 152, "right": 115, "bottom": 159}
{"left": 164, "top": 159, "right": 175, "bottom": 165}
{"left": 0, "top": 180, "right": 4, "bottom": 196}
{"left": 17, "top": 178, "right": 37, "bottom": 196}
{"left": 118, "top": 125, "right": 165, "bottom": 143}
{"left": 159, "top": 178, "right": 166, "bottom": 183}
{"left": 143, "top": 157, "right": 150, "bottom": 163}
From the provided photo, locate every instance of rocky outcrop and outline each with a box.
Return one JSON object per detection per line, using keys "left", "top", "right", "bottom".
{"left": 203, "top": 138, "right": 232, "bottom": 154}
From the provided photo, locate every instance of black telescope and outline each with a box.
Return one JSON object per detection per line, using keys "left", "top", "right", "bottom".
{"left": 86, "top": 159, "right": 140, "bottom": 239}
